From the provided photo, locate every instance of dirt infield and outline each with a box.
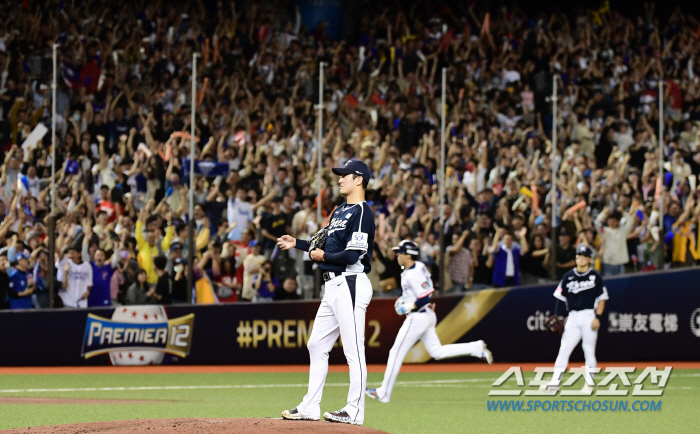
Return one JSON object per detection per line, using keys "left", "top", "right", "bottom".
{"left": 1, "top": 361, "right": 696, "bottom": 375}
{"left": 0, "top": 418, "right": 389, "bottom": 434}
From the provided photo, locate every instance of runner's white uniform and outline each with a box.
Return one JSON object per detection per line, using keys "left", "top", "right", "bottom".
{"left": 373, "top": 261, "right": 485, "bottom": 402}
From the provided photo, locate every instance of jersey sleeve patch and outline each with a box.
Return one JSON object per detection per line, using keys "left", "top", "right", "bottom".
{"left": 346, "top": 231, "right": 369, "bottom": 251}
{"left": 553, "top": 286, "right": 567, "bottom": 302}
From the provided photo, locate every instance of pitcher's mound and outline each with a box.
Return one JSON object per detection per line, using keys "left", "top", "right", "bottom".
{"left": 1, "top": 418, "right": 390, "bottom": 434}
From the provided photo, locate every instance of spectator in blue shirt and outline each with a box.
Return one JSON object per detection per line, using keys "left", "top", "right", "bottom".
{"left": 489, "top": 228, "right": 529, "bottom": 288}
{"left": 6, "top": 252, "right": 34, "bottom": 309}
{"left": 81, "top": 224, "right": 120, "bottom": 307}
{"left": 252, "top": 261, "right": 279, "bottom": 302}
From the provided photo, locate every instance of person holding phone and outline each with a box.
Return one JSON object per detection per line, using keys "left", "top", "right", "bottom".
{"left": 252, "top": 260, "right": 278, "bottom": 302}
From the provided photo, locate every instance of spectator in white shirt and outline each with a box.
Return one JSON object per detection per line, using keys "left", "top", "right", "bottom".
{"left": 56, "top": 246, "right": 93, "bottom": 307}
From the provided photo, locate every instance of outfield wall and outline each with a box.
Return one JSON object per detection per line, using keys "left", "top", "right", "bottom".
{"left": 1, "top": 268, "right": 699, "bottom": 366}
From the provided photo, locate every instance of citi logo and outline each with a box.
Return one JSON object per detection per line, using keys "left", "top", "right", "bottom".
{"left": 527, "top": 310, "right": 553, "bottom": 331}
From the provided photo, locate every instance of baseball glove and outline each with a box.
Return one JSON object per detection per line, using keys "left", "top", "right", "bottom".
{"left": 544, "top": 315, "right": 565, "bottom": 335}
{"left": 309, "top": 226, "right": 329, "bottom": 253}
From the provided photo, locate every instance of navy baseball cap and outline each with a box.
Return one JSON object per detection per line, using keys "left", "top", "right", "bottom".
{"left": 332, "top": 160, "right": 372, "bottom": 182}
{"left": 14, "top": 252, "right": 30, "bottom": 263}
{"left": 392, "top": 240, "right": 420, "bottom": 256}
{"left": 576, "top": 245, "right": 593, "bottom": 257}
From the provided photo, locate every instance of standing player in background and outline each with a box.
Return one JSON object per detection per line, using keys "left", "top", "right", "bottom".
{"left": 366, "top": 240, "right": 493, "bottom": 403}
{"left": 277, "top": 160, "right": 375, "bottom": 426}
{"left": 547, "top": 245, "right": 608, "bottom": 391}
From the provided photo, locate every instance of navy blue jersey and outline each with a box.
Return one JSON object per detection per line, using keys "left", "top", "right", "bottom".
{"left": 554, "top": 267, "right": 609, "bottom": 311}
{"left": 320, "top": 201, "right": 375, "bottom": 274}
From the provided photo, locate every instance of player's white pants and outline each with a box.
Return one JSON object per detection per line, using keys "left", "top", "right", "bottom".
{"left": 552, "top": 309, "right": 598, "bottom": 384}
{"left": 375, "top": 309, "right": 484, "bottom": 403}
{"left": 297, "top": 273, "right": 373, "bottom": 425}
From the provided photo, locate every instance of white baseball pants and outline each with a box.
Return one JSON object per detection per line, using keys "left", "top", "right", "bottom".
{"left": 375, "top": 308, "right": 484, "bottom": 403}
{"left": 297, "top": 273, "right": 373, "bottom": 425}
{"left": 552, "top": 309, "right": 598, "bottom": 384}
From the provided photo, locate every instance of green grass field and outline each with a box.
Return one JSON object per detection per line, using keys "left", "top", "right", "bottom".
{"left": 0, "top": 369, "right": 699, "bottom": 433}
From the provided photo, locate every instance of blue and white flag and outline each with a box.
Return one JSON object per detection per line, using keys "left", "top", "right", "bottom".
{"left": 16, "top": 175, "right": 29, "bottom": 197}
{"left": 182, "top": 159, "right": 230, "bottom": 178}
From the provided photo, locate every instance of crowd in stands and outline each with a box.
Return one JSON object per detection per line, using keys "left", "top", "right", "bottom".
{"left": 1, "top": 0, "right": 699, "bottom": 309}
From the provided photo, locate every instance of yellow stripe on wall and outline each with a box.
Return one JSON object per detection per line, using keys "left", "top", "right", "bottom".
{"left": 403, "top": 288, "right": 508, "bottom": 363}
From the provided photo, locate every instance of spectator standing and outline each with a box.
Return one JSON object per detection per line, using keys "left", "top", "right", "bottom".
{"left": 242, "top": 240, "right": 265, "bottom": 301}
{"left": 490, "top": 228, "right": 529, "bottom": 287}
{"left": 5, "top": 252, "right": 34, "bottom": 309}
{"left": 595, "top": 209, "right": 633, "bottom": 276}
{"left": 446, "top": 231, "right": 473, "bottom": 292}
{"left": 82, "top": 224, "right": 120, "bottom": 307}
{"left": 57, "top": 246, "right": 92, "bottom": 308}
{"left": 261, "top": 197, "right": 290, "bottom": 259}
{"left": 135, "top": 201, "right": 175, "bottom": 284}
{"left": 555, "top": 230, "right": 576, "bottom": 280}
{"left": 469, "top": 237, "right": 494, "bottom": 289}
{"left": 153, "top": 256, "right": 172, "bottom": 305}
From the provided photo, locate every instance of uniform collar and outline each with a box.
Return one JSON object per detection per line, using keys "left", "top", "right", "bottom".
{"left": 573, "top": 267, "right": 592, "bottom": 277}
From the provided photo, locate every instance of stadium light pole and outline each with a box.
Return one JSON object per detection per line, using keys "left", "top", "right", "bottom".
{"left": 187, "top": 53, "right": 199, "bottom": 303}
{"left": 438, "top": 68, "right": 446, "bottom": 293}
{"left": 658, "top": 80, "right": 664, "bottom": 269}
{"left": 315, "top": 61, "right": 324, "bottom": 299}
{"left": 48, "top": 43, "right": 58, "bottom": 308}
{"left": 550, "top": 75, "right": 558, "bottom": 280}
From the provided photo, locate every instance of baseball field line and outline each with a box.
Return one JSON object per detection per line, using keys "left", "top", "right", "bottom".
{"left": 0, "top": 374, "right": 696, "bottom": 394}
{"left": 0, "top": 362, "right": 697, "bottom": 375}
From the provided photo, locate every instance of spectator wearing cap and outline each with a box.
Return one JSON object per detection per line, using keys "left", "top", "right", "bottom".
{"left": 446, "top": 231, "right": 473, "bottom": 293}
{"left": 489, "top": 227, "right": 529, "bottom": 288}
{"left": 241, "top": 240, "right": 265, "bottom": 301}
{"left": 5, "top": 252, "right": 34, "bottom": 309}
{"left": 555, "top": 229, "right": 576, "bottom": 280}
{"left": 595, "top": 208, "right": 634, "bottom": 276}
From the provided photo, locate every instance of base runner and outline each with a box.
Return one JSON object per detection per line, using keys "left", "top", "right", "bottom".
{"left": 365, "top": 240, "right": 493, "bottom": 403}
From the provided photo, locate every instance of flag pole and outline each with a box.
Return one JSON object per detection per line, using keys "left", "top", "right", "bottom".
{"left": 48, "top": 43, "right": 58, "bottom": 308}
{"left": 187, "top": 53, "right": 198, "bottom": 303}
{"left": 658, "top": 80, "right": 664, "bottom": 269}
{"left": 550, "top": 75, "right": 558, "bottom": 280}
{"left": 314, "top": 61, "right": 324, "bottom": 299}
{"left": 439, "top": 68, "right": 446, "bottom": 293}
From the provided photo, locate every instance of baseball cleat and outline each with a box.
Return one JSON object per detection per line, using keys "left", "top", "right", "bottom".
{"left": 281, "top": 407, "right": 319, "bottom": 421}
{"left": 480, "top": 341, "right": 493, "bottom": 365}
{"left": 323, "top": 409, "right": 361, "bottom": 425}
{"left": 365, "top": 388, "right": 380, "bottom": 400}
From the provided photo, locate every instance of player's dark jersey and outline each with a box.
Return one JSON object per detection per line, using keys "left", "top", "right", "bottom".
{"left": 320, "top": 201, "right": 375, "bottom": 274}
{"left": 554, "top": 267, "right": 609, "bottom": 311}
